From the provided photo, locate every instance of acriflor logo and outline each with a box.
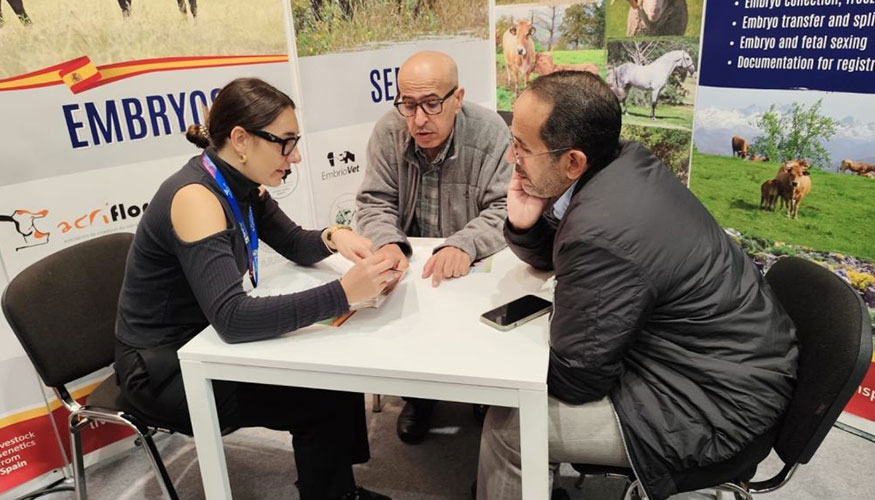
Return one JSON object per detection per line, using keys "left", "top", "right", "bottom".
{"left": 0, "top": 210, "right": 51, "bottom": 251}
{"left": 0, "top": 201, "right": 148, "bottom": 253}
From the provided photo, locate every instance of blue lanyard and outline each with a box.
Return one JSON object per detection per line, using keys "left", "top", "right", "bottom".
{"left": 200, "top": 153, "right": 258, "bottom": 288}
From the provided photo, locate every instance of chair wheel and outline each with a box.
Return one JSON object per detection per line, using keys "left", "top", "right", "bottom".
{"left": 622, "top": 481, "right": 644, "bottom": 500}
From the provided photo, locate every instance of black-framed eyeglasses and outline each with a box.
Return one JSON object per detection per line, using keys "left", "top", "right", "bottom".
{"left": 510, "top": 138, "right": 570, "bottom": 164}
{"left": 393, "top": 86, "right": 458, "bottom": 117}
{"left": 245, "top": 128, "right": 301, "bottom": 156}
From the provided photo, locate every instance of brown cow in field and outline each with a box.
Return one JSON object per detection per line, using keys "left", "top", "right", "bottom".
{"left": 760, "top": 178, "right": 780, "bottom": 211}
{"left": 864, "top": 171, "right": 875, "bottom": 179}
{"left": 840, "top": 159, "right": 875, "bottom": 176}
{"left": 502, "top": 19, "right": 536, "bottom": 96}
{"left": 749, "top": 154, "right": 769, "bottom": 162}
{"left": 774, "top": 160, "right": 811, "bottom": 219}
{"left": 731, "top": 136, "right": 748, "bottom": 159}
{"left": 533, "top": 53, "right": 599, "bottom": 77}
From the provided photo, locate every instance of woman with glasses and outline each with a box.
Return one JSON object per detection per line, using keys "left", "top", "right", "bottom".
{"left": 114, "top": 78, "right": 392, "bottom": 500}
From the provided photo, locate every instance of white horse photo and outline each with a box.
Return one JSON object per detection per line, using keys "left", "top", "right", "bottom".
{"left": 609, "top": 49, "right": 695, "bottom": 120}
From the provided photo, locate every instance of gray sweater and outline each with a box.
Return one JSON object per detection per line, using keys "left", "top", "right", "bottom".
{"left": 355, "top": 102, "right": 512, "bottom": 259}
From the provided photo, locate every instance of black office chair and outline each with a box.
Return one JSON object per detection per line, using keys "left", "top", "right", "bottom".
{"left": 572, "top": 256, "right": 873, "bottom": 499}
{"left": 1, "top": 233, "right": 180, "bottom": 500}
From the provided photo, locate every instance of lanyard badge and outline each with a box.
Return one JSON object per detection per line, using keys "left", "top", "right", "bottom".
{"left": 200, "top": 153, "right": 259, "bottom": 287}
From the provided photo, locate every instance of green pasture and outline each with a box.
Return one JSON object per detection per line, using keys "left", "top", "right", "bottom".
{"left": 618, "top": 75, "right": 696, "bottom": 130}
{"left": 689, "top": 152, "right": 875, "bottom": 261}
{"left": 293, "top": 0, "right": 487, "bottom": 57}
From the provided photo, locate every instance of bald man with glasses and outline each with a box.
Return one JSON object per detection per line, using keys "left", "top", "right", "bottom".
{"left": 356, "top": 50, "right": 513, "bottom": 444}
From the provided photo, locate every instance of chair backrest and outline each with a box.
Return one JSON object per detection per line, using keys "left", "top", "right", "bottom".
{"left": 2, "top": 232, "right": 134, "bottom": 388}
{"left": 765, "top": 257, "right": 872, "bottom": 465}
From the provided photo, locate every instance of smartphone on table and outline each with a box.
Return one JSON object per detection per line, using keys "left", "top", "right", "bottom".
{"left": 480, "top": 294, "right": 552, "bottom": 331}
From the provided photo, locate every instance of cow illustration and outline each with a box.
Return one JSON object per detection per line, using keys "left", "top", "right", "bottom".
{"left": 0, "top": 209, "right": 51, "bottom": 251}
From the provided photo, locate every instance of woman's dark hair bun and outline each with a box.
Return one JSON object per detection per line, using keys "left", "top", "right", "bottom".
{"left": 185, "top": 124, "right": 210, "bottom": 149}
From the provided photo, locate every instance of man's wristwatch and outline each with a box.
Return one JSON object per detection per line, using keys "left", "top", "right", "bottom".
{"left": 322, "top": 223, "right": 352, "bottom": 251}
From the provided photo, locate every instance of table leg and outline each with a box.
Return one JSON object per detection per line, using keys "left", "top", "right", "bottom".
{"left": 180, "top": 360, "right": 232, "bottom": 499}
{"left": 518, "top": 389, "right": 549, "bottom": 500}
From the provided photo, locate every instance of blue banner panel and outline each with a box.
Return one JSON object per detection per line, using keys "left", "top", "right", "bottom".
{"left": 699, "top": 0, "right": 875, "bottom": 94}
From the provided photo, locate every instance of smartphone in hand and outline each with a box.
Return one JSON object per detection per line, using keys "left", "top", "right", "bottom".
{"left": 480, "top": 294, "right": 552, "bottom": 331}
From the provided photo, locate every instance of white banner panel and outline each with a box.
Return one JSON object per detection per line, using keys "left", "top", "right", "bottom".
{"left": 264, "top": 137, "right": 316, "bottom": 231}
{"left": 0, "top": 0, "right": 301, "bottom": 494}
{"left": 304, "top": 123, "right": 374, "bottom": 228}
{"left": 297, "top": 38, "right": 494, "bottom": 133}
{"left": 0, "top": 155, "right": 176, "bottom": 278}
{"left": 1, "top": 63, "right": 296, "bottom": 186}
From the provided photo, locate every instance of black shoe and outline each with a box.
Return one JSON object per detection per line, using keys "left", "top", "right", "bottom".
{"left": 472, "top": 404, "right": 489, "bottom": 424}
{"left": 551, "top": 487, "right": 570, "bottom": 500}
{"left": 335, "top": 486, "right": 391, "bottom": 500}
{"left": 396, "top": 399, "right": 434, "bottom": 444}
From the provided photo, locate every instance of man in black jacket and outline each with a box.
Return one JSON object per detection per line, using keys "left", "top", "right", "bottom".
{"left": 476, "top": 71, "right": 798, "bottom": 500}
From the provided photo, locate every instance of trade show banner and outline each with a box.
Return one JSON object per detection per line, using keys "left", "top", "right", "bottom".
{"left": 495, "top": 0, "right": 703, "bottom": 184}
{"left": 0, "top": 325, "right": 66, "bottom": 496}
{"left": 690, "top": 1, "right": 875, "bottom": 433}
{"left": 845, "top": 351, "right": 875, "bottom": 436}
{"left": 605, "top": 0, "right": 703, "bottom": 185}
{"left": 290, "top": 0, "right": 493, "bottom": 228}
{"left": 0, "top": 0, "right": 302, "bottom": 494}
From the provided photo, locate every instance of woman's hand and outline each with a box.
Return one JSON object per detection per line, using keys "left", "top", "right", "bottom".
{"left": 330, "top": 229, "right": 374, "bottom": 263}
{"left": 340, "top": 254, "right": 396, "bottom": 304}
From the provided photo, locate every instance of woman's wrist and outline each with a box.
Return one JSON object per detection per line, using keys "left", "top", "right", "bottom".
{"left": 322, "top": 224, "right": 352, "bottom": 251}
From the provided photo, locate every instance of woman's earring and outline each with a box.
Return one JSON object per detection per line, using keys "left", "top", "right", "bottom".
{"left": 239, "top": 153, "right": 248, "bottom": 164}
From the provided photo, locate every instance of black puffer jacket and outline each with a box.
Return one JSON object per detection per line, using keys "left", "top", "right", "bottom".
{"left": 505, "top": 141, "right": 798, "bottom": 500}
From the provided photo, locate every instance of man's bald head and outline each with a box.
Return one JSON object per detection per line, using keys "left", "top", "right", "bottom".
{"left": 395, "top": 51, "right": 465, "bottom": 161}
{"left": 398, "top": 51, "right": 459, "bottom": 90}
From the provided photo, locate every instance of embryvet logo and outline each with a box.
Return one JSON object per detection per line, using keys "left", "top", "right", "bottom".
{"left": 322, "top": 150, "right": 361, "bottom": 181}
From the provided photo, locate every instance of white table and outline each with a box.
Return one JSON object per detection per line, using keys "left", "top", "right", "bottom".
{"left": 179, "top": 238, "right": 552, "bottom": 499}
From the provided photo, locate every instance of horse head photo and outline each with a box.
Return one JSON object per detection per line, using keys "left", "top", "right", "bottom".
{"left": 612, "top": 0, "right": 689, "bottom": 37}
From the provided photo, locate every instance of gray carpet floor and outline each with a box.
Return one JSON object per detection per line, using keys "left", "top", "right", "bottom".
{"left": 25, "top": 396, "right": 875, "bottom": 499}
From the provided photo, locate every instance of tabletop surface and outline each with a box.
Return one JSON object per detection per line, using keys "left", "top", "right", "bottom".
{"left": 178, "top": 238, "right": 552, "bottom": 390}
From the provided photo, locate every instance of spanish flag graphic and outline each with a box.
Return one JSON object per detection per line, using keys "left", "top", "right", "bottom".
{"left": 59, "top": 56, "right": 102, "bottom": 94}
{"left": 0, "top": 55, "right": 287, "bottom": 94}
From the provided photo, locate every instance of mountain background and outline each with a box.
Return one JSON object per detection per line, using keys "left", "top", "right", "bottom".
{"left": 693, "top": 87, "right": 875, "bottom": 171}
